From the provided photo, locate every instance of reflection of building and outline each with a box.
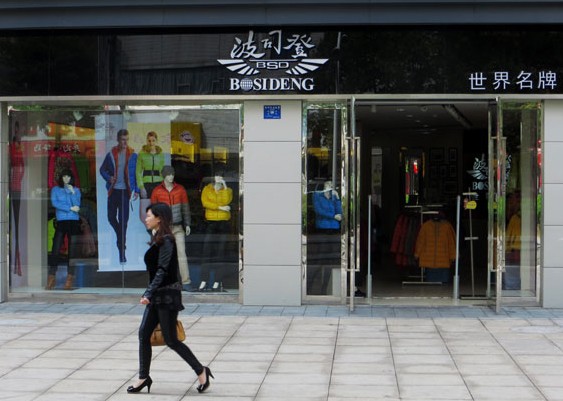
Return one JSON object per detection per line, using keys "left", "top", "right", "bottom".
{"left": 0, "top": 2, "right": 562, "bottom": 310}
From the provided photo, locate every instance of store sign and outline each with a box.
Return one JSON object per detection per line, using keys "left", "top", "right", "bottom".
{"left": 469, "top": 70, "right": 557, "bottom": 91}
{"left": 218, "top": 30, "right": 328, "bottom": 92}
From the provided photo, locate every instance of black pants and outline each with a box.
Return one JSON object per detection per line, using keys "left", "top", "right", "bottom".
{"left": 49, "top": 220, "right": 79, "bottom": 276}
{"left": 138, "top": 305, "right": 203, "bottom": 380}
{"left": 201, "top": 220, "right": 229, "bottom": 282}
{"left": 107, "top": 189, "right": 129, "bottom": 258}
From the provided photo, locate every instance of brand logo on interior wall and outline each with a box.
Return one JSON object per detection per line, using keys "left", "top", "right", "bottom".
{"left": 218, "top": 30, "right": 328, "bottom": 92}
{"left": 467, "top": 153, "right": 512, "bottom": 192}
{"left": 467, "top": 154, "right": 488, "bottom": 191}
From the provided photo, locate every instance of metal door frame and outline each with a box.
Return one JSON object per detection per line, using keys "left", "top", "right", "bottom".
{"left": 344, "top": 97, "right": 361, "bottom": 311}
{"left": 302, "top": 100, "right": 348, "bottom": 304}
{"left": 490, "top": 99, "right": 543, "bottom": 312}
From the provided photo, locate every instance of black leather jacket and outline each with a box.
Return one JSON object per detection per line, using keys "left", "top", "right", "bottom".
{"left": 142, "top": 235, "right": 184, "bottom": 310}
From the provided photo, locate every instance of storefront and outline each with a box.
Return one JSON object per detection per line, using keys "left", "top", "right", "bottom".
{"left": 1, "top": 3, "right": 563, "bottom": 308}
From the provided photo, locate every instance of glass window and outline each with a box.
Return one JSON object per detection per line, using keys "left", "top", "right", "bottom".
{"left": 8, "top": 104, "right": 241, "bottom": 294}
{"left": 304, "top": 106, "right": 344, "bottom": 296}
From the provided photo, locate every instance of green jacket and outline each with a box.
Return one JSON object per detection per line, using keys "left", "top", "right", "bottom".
{"left": 136, "top": 145, "right": 165, "bottom": 190}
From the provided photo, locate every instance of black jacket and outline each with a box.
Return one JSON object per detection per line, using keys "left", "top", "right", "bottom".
{"left": 142, "top": 235, "right": 184, "bottom": 311}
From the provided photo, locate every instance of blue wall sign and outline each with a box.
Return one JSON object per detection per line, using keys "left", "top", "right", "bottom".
{"left": 264, "top": 105, "right": 281, "bottom": 119}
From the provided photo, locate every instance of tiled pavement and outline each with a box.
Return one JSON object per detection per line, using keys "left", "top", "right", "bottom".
{"left": 2, "top": 301, "right": 563, "bottom": 400}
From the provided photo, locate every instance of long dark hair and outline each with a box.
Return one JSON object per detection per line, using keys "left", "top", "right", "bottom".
{"left": 146, "top": 202, "right": 173, "bottom": 245}
{"left": 57, "top": 169, "right": 74, "bottom": 188}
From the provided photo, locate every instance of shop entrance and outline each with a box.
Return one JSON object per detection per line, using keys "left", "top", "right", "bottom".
{"left": 355, "top": 101, "right": 491, "bottom": 301}
{"left": 303, "top": 99, "right": 542, "bottom": 309}
{"left": 303, "top": 99, "right": 542, "bottom": 308}
{"left": 353, "top": 99, "right": 542, "bottom": 307}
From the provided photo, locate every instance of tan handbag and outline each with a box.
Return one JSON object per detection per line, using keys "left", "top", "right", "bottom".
{"left": 150, "top": 321, "right": 186, "bottom": 346}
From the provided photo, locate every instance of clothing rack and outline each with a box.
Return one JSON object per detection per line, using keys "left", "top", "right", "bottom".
{"left": 402, "top": 206, "right": 445, "bottom": 286}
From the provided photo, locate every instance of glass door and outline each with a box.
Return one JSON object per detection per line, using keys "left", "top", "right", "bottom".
{"left": 345, "top": 97, "right": 361, "bottom": 310}
{"left": 303, "top": 102, "right": 347, "bottom": 301}
{"left": 490, "top": 100, "right": 542, "bottom": 312}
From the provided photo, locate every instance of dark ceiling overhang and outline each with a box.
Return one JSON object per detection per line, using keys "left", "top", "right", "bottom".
{"left": 1, "top": 0, "right": 563, "bottom": 30}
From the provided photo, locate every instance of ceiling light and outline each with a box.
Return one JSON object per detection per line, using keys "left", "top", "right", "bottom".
{"left": 443, "top": 105, "right": 472, "bottom": 129}
{"left": 72, "top": 111, "right": 83, "bottom": 121}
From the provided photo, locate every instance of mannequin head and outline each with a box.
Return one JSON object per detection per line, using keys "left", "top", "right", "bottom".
{"left": 324, "top": 181, "right": 333, "bottom": 191}
{"left": 161, "top": 165, "right": 175, "bottom": 184}
{"left": 58, "top": 169, "right": 74, "bottom": 188}
{"left": 214, "top": 175, "right": 225, "bottom": 191}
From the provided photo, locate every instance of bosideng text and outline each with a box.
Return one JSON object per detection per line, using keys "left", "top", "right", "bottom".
{"left": 230, "top": 77, "right": 315, "bottom": 91}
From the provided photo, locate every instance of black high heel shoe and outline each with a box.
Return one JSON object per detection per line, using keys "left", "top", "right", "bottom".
{"left": 196, "top": 367, "right": 214, "bottom": 393}
{"left": 127, "top": 376, "right": 152, "bottom": 393}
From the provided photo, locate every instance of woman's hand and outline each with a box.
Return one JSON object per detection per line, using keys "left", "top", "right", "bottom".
{"left": 140, "top": 297, "right": 150, "bottom": 305}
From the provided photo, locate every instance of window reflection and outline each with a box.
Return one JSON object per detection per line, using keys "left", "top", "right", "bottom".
{"left": 8, "top": 105, "right": 241, "bottom": 294}
{"left": 305, "top": 108, "right": 343, "bottom": 296}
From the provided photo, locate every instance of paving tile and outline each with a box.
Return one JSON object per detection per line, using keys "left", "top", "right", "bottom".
{"left": 5, "top": 302, "right": 563, "bottom": 401}
{"left": 329, "top": 384, "right": 399, "bottom": 398}
{"left": 463, "top": 374, "right": 533, "bottom": 387}
{"left": 330, "top": 373, "right": 396, "bottom": 386}
{"left": 467, "top": 386, "right": 545, "bottom": 400}
{"left": 36, "top": 394, "right": 109, "bottom": 401}
{"left": 399, "top": 384, "right": 472, "bottom": 399}
{"left": 396, "top": 373, "right": 465, "bottom": 386}
{"left": 456, "top": 363, "right": 523, "bottom": 375}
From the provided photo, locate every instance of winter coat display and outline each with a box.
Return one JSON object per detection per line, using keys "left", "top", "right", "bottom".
{"left": 9, "top": 142, "right": 24, "bottom": 192}
{"left": 48, "top": 148, "right": 80, "bottom": 190}
{"left": 136, "top": 145, "right": 165, "bottom": 191}
{"left": 414, "top": 219, "right": 456, "bottom": 268}
{"left": 506, "top": 213, "right": 521, "bottom": 251}
{"left": 51, "top": 186, "right": 81, "bottom": 222}
{"left": 99, "top": 145, "right": 138, "bottom": 196}
{"left": 150, "top": 182, "right": 191, "bottom": 230}
{"left": 313, "top": 191, "right": 342, "bottom": 230}
{"left": 201, "top": 183, "right": 233, "bottom": 221}
{"left": 390, "top": 213, "right": 420, "bottom": 267}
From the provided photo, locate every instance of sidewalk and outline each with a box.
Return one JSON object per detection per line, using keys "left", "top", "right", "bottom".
{"left": 2, "top": 302, "right": 563, "bottom": 400}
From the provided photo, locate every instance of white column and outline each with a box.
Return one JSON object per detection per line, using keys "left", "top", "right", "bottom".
{"left": 542, "top": 100, "right": 563, "bottom": 307}
{"left": 242, "top": 100, "right": 302, "bottom": 306}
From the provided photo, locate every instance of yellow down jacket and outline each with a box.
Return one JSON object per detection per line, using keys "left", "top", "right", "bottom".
{"left": 414, "top": 219, "right": 456, "bottom": 268}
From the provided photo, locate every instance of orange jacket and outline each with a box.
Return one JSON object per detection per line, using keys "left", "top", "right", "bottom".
{"left": 414, "top": 219, "right": 456, "bottom": 268}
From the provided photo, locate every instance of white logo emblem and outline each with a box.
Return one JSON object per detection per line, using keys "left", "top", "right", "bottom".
{"left": 218, "top": 30, "right": 328, "bottom": 92}
{"left": 467, "top": 154, "right": 488, "bottom": 181}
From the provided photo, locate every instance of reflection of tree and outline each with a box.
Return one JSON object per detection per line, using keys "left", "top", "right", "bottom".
{"left": 315, "top": 30, "right": 563, "bottom": 94}
{"left": 307, "top": 109, "right": 335, "bottom": 149}
{"left": 0, "top": 36, "right": 98, "bottom": 96}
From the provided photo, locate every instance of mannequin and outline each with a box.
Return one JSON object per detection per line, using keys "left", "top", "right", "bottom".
{"left": 311, "top": 181, "right": 342, "bottom": 295}
{"left": 150, "top": 165, "right": 192, "bottom": 290}
{"left": 313, "top": 181, "right": 342, "bottom": 228}
{"left": 10, "top": 120, "right": 24, "bottom": 276}
{"left": 200, "top": 175, "right": 233, "bottom": 291}
{"left": 47, "top": 170, "right": 81, "bottom": 290}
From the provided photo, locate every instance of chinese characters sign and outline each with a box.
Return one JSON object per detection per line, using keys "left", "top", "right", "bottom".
{"left": 218, "top": 30, "right": 328, "bottom": 92}
{"left": 469, "top": 71, "right": 557, "bottom": 91}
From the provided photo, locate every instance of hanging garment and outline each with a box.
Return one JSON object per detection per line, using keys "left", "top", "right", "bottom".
{"left": 313, "top": 191, "right": 342, "bottom": 230}
{"left": 414, "top": 219, "right": 456, "bottom": 268}
{"left": 506, "top": 213, "right": 521, "bottom": 251}
{"left": 390, "top": 213, "right": 420, "bottom": 268}
{"left": 47, "top": 148, "right": 80, "bottom": 190}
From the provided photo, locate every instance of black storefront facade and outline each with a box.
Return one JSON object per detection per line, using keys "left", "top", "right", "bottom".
{"left": 0, "top": 1, "right": 562, "bottom": 309}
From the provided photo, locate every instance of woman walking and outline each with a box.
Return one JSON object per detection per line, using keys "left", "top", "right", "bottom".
{"left": 127, "top": 202, "right": 213, "bottom": 394}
